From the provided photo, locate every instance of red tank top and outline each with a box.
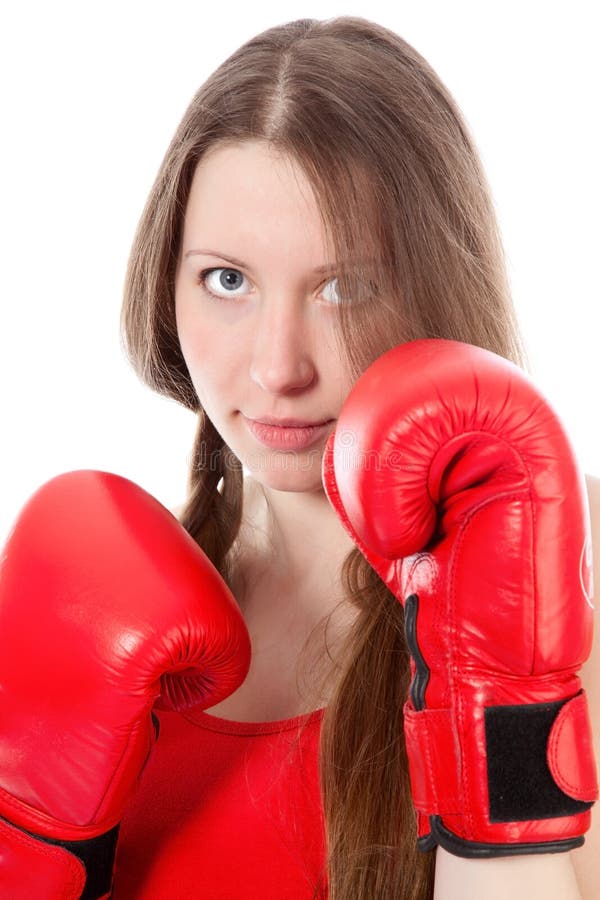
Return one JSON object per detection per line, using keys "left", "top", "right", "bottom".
{"left": 112, "top": 705, "right": 328, "bottom": 898}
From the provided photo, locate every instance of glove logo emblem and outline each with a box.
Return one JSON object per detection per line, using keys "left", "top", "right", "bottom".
{"left": 580, "top": 536, "right": 594, "bottom": 609}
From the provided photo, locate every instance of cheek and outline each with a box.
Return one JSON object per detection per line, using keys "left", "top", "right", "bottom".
{"left": 325, "top": 351, "right": 355, "bottom": 410}
{"left": 180, "top": 342, "right": 224, "bottom": 411}
{"left": 176, "top": 304, "right": 217, "bottom": 403}
{"left": 175, "top": 302, "right": 243, "bottom": 413}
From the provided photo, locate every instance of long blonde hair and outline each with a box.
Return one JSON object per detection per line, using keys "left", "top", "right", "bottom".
{"left": 120, "top": 16, "right": 531, "bottom": 899}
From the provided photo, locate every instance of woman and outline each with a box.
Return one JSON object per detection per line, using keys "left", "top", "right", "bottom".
{"left": 114, "top": 14, "right": 600, "bottom": 897}
{"left": 0, "top": 15, "right": 597, "bottom": 900}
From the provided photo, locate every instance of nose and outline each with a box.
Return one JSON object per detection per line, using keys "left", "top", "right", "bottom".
{"left": 249, "top": 296, "right": 316, "bottom": 394}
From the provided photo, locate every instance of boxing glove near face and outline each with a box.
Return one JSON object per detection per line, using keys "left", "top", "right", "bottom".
{"left": 322, "top": 338, "right": 598, "bottom": 858}
{"left": 0, "top": 470, "right": 251, "bottom": 897}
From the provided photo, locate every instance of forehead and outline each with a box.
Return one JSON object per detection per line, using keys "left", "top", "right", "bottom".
{"left": 183, "top": 140, "right": 382, "bottom": 281}
{"left": 189, "top": 141, "right": 317, "bottom": 212}
{"left": 183, "top": 141, "right": 334, "bottom": 258}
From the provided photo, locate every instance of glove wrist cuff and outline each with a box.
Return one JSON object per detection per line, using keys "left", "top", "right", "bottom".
{"left": 404, "top": 689, "right": 598, "bottom": 856}
{"left": 0, "top": 814, "right": 119, "bottom": 899}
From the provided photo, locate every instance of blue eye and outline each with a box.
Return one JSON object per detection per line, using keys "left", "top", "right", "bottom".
{"left": 320, "top": 277, "right": 343, "bottom": 304}
{"left": 197, "top": 268, "right": 248, "bottom": 299}
{"left": 197, "top": 267, "right": 344, "bottom": 304}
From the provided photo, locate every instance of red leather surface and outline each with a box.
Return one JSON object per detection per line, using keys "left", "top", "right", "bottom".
{"left": 0, "top": 817, "right": 85, "bottom": 899}
{"left": 0, "top": 469, "right": 250, "bottom": 860}
{"left": 402, "top": 704, "right": 462, "bottom": 813}
{"left": 547, "top": 692, "right": 599, "bottom": 802}
{"left": 112, "top": 707, "right": 328, "bottom": 899}
{"left": 322, "top": 337, "right": 598, "bottom": 849}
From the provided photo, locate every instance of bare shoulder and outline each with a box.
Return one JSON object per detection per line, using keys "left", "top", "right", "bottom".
{"left": 169, "top": 501, "right": 186, "bottom": 519}
{"left": 585, "top": 472, "right": 600, "bottom": 501}
{"left": 571, "top": 473, "right": 600, "bottom": 897}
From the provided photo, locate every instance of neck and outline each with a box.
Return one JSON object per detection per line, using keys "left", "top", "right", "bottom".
{"left": 232, "top": 475, "right": 361, "bottom": 710}
{"left": 243, "top": 476, "right": 355, "bottom": 579}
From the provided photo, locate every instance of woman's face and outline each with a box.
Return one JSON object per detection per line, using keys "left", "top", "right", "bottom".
{"left": 175, "top": 140, "right": 355, "bottom": 493}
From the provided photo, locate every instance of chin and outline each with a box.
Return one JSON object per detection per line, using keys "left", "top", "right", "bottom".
{"left": 245, "top": 454, "right": 325, "bottom": 494}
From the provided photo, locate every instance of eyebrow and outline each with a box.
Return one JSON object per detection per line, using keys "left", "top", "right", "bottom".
{"left": 183, "top": 248, "right": 364, "bottom": 274}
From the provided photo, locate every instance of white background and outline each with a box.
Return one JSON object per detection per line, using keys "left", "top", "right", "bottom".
{"left": 1, "top": 0, "right": 598, "bottom": 543}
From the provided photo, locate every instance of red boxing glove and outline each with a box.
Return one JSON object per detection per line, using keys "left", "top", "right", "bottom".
{"left": 0, "top": 470, "right": 251, "bottom": 898}
{"left": 322, "top": 338, "right": 598, "bottom": 857}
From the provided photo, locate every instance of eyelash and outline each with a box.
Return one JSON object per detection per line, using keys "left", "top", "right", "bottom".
{"left": 196, "top": 267, "right": 341, "bottom": 304}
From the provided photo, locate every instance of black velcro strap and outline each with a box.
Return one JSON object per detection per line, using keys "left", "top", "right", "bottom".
{"left": 484, "top": 697, "right": 593, "bottom": 822}
{"left": 44, "top": 825, "right": 119, "bottom": 899}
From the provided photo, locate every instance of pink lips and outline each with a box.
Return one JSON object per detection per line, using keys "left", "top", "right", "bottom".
{"left": 243, "top": 415, "right": 334, "bottom": 450}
